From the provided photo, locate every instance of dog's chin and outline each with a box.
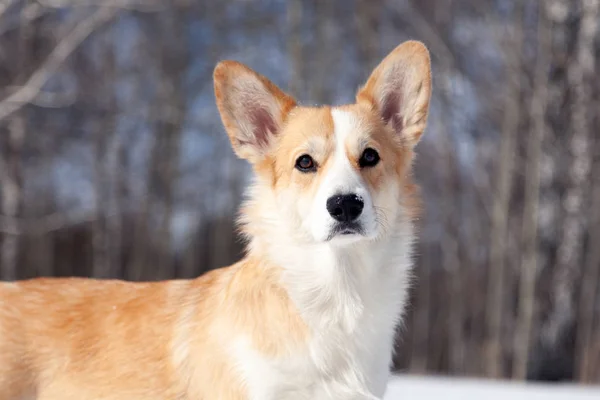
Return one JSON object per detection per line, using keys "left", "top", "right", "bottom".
{"left": 324, "top": 222, "right": 368, "bottom": 246}
{"left": 327, "top": 232, "right": 364, "bottom": 246}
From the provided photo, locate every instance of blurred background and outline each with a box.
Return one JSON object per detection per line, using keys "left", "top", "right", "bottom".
{"left": 0, "top": 0, "right": 599, "bottom": 387}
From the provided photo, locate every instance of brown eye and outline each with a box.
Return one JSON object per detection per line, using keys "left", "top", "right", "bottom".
{"left": 359, "top": 148, "right": 380, "bottom": 168}
{"left": 295, "top": 154, "right": 316, "bottom": 172}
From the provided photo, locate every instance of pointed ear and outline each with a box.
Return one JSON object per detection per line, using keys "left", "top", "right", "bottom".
{"left": 214, "top": 61, "right": 297, "bottom": 162}
{"left": 356, "top": 41, "right": 432, "bottom": 148}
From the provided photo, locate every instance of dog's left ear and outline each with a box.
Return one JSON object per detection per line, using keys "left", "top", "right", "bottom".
{"left": 356, "top": 41, "right": 432, "bottom": 148}
{"left": 214, "top": 61, "right": 297, "bottom": 163}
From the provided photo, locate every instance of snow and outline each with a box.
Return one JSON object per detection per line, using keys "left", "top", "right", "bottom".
{"left": 384, "top": 375, "right": 600, "bottom": 400}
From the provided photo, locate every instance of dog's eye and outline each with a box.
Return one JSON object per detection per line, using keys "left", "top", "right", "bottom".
{"left": 359, "top": 148, "right": 380, "bottom": 168}
{"left": 295, "top": 154, "right": 316, "bottom": 172}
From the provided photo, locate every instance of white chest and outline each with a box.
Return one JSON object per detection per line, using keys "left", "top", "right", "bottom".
{"left": 236, "top": 316, "right": 393, "bottom": 400}
{"left": 236, "top": 232, "right": 413, "bottom": 399}
{"left": 235, "top": 262, "right": 409, "bottom": 399}
{"left": 233, "top": 302, "right": 400, "bottom": 400}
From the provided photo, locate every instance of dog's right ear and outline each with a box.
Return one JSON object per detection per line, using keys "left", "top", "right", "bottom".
{"left": 214, "top": 61, "right": 297, "bottom": 163}
{"left": 356, "top": 41, "right": 432, "bottom": 149}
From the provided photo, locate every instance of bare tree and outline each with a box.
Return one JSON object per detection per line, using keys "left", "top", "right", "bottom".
{"left": 25, "top": 132, "right": 57, "bottom": 278}
{"left": 128, "top": 6, "right": 189, "bottom": 280}
{"left": 286, "top": 0, "right": 303, "bottom": 99}
{"left": 356, "top": 0, "right": 381, "bottom": 72}
{"left": 575, "top": 129, "right": 600, "bottom": 382}
{"left": 542, "top": 0, "right": 599, "bottom": 372}
{"left": 574, "top": 9, "right": 600, "bottom": 379}
{"left": 91, "top": 118, "right": 109, "bottom": 277}
{"left": 0, "top": 4, "right": 120, "bottom": 122}
{"left": 1, "top": 117, "right": 25, "bottom": 280}
{"left": 512, "top": 4, "right": 550, "bottom": 381}
{"left": 485, "top": 2, "right": 524, "bottom": 378}
{"left": 90, "top": 21, "right": 121, "bottom": 279}
{"left": 310, "top": 0, "right": 335, "bottom": 104}
{"left": 444, "top": 143, "right": 465, "bottom": 374}
{"left": 0, "top": 2, "right": 30, "bottom": 280}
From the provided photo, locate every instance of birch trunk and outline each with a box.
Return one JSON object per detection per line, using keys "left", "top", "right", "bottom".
{"left": 542, "top": 0, "right": 598, "bottom": 370}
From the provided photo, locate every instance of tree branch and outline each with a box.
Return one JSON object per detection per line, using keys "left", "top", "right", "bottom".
{"left": 0, "top": 4, "right": 120, "bottom": 122}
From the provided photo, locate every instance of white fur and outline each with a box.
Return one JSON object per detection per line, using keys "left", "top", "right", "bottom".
{"left": 235, "top": 108, "right": 415, "bottom": 400}
{"left": 307, "top": 109, "right": 379, "bottom": 244}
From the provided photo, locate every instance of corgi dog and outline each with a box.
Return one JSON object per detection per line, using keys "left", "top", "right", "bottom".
{"left": 0, "top": 40, "right": 431, "bottom": 400}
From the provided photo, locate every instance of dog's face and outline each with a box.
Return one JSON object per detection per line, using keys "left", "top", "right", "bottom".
{"left": 214, "top": 41, "right": 431, "bottom": 245}
{"left": 269, "top": 105, "right": 406, "bottom": 245}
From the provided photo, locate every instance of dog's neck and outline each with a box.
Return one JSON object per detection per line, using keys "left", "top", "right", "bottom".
{"left": 239, "top": 179, "right": 415, "bottom": 333}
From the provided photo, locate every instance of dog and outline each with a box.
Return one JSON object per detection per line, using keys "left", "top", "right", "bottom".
{"left": 0, "top": 40, "right": 431, "bottom": 399}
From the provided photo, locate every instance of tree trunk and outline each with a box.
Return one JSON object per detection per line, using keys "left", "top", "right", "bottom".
{"left": 128, "top": 8, "right": 187, "bottom": 280}
{"left": 105, "top": 129, "right": 125, "bottom": 278}
{"left": 575, "top": 136, "right": 600, "bottom": 382}
{"left": 356, "top": 0, "right": 381, "bottom": 73}
{"left": 104, "top": 28, "right": 123, "bottom": 279}
{"left": 153, "top": 7, "right": 188, "bottom": 280}
{"left": 287, "top": 0, "right": 303, "bottom": 98}
{"left": 574, "top": 32, "right": 600, "bottom": 381}
{"left": 27, "top": 131, "right": 57, "bottom": 278}
{"left": 542, "top": 0, "right": 598, "bottom": 376}
{"left": 310, "top": 0, "right": 335, "bottom": 104}
{"left": 0, "top": 3, "right": 31, "bottom": 281}
{"left": 92, "top": 119, "right": 109, "bottom": 278}
{"left": 1, "top": 116, "right": 25, "bottom": 280}
{"left": 445, "top": 147, "right": 465, "bottom": 374}
{"left": 512, "top": 5, "right": 550, "bottom": 381}
{"left": 485, "top": 2, "right": 524, "bottom": 378}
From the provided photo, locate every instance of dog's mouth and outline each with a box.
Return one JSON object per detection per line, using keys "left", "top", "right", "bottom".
{"left": 326, "top": 222, "right": 364, "bottom": 241}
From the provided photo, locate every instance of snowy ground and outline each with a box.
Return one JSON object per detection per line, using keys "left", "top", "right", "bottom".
{"left": 384, "top": 375, "right": 600, "bottom": 399}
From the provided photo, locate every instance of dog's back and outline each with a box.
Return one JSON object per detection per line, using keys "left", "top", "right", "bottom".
{"left": 0, "top": 265, "right": 278, "bottom": 400}
{"left": 0, "top": 277, "right": 208, "bottom": 399}
{"left": 1, "top": 279, "right": 169, "bottom": 398}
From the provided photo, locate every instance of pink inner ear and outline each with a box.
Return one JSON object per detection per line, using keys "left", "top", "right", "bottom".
{"left": 248, "top": 105, "right": 277, "bottom": 149}
{"left": 381, "top": 90, "right": 404, "bottom": 134}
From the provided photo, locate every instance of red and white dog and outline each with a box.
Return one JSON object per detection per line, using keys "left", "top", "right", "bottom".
{"left": 0, "top": 41, "right": 431, "bottom": 399}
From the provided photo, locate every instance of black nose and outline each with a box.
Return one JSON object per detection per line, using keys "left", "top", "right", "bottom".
{"left": 326, "top": 194, "right": 364, "bottom": 222}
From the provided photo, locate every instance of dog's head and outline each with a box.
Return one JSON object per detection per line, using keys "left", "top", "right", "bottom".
{"left": 214, "top": 41, "right": 431, "bottom": 246}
